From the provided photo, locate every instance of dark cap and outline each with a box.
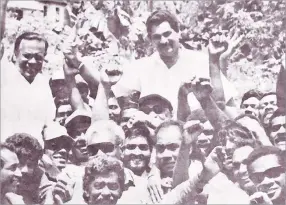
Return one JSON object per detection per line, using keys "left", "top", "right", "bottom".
{"left": 139, "top": 94, "right": 173, "bottom": 112}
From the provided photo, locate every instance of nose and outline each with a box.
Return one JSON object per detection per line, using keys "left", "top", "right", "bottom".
{"left": 162, "top": 149, "right": 173, "bottom": 159}
{"left": 20, "top": 164, "right": 29, "bottom": 174}
{"left": 101, "top": 186, "right": 112, "bottom": 198}
{"left": 58, "top": 148, "right": 67, "bottom": 156}
{"left": 160, "top": 36, "right": 168, "bottom": 44}
{"left": 259, "top": 176, "right": 275, "bottom": 191}
{"left": 14, "top": 167, "right": 22, "bottom": 178}
{"left": 28, "top": 57, "right": 37, "bottom": 64}
{"left": 132, "top": 147, "right": 142, "bottom": 156}
{"left": 238, "top": 164, "right": 248, "bottom": 176}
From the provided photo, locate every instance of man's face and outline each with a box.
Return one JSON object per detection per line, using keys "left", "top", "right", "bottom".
{"left": 86, "top": 171, "right": 122, "bottom": 205}
{"left": 156, "top": 125, "right": 182, "bottom": 176}
{"left": 150, "top": 21, "right": 180, "bottom": 57}
{"left": 123, "top": 136, "right": 151, "bottom": 175}
{"left": 249, "top": 154, "right": 286, "bottom": 203}
{"left": 220, "top": 136, "right": 237, "bottom": 170}
{"left": 45, "top": 137, "right": 72, "bottom": 170}
{"left": 120, "top": 108, "right": 138, "bottom": 133}
{"left": 140, "top": 100, "right": 172, "bottom": 123}
{"left": 87, "top": 130, "right": 121, "bottom": 159}
{"left": 15, "top": 39, "right": 46, "bottom": 83}
{"left": 0, "top": 148, "right": 22, "bottom": 195}
{"left": 108, "top": 97, "right": 121, "bottom": 124}
{"left": 270, "top": 115, "right": 286, "bottom": 151}
{"left": 241, "top": 97, "right": 260, "bottom": 117}
{"left": 18, "top": 156, "right": 38, "bottom": 182}
{"left": 55, "top": 104, "right": 72, "bottom": 126}
{"left": 259, "top": 95, "right": 277, "bottom": 125}
{"left": 232, "top": 146, "right": 255, "bottom": 193}
{"left": 195, "top": 121, "right": 214, "bottom": 157}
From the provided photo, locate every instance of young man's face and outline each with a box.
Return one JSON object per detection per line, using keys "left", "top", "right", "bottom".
{"left": 195, "top": 121, "right": 214, "bottom": 157}
{"left": 44, "top": 137, "right": 72, "bottom": 170}
{"left": 241, "top": 97, "right": 260, "bottom": 117}
{"left": 108, "top": 97, "right": 121, "bottom": 124}
{"left": 18, "top": 156, "right": 38, "bottom": 182}
{"left": 123, "top": 136, "right": 151, "bottom": 175}
{"left": 220, "top": 136, "right": 237, "bottom": 170}
{"left": 150, "top": 21, "right": 180, "bottom": 58}
{"left": 248, "top": 154, "right": 286, "bottom": 203}
{"left": 259, "top": 94, "right": 277, "bottom": 125}
{"left": 87, "top": 130, "right": 121, "bottom": 159}
{"left": 232, "top": 146, "right": 256, "bottom": 193}
{"left": 15, "top": 39, "right": 46, "bottom": 83}
{"left": 55, "top": 104, "right": 72, "bottom": 126}
{"left": 269, "top": 115, "right": 286, "bottom": 151}
{"left": 0, "top": 148, "right": 22, "bottom": 195}
{"left": 86, "top": 171, "right": 122, "bottom": 205}
{"left": 156, "top": 125, "right": 181, "bottom": 176}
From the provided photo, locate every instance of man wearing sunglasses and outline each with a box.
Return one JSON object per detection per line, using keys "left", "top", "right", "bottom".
{"left": 268, "top": 108, "right": 286, "bottom": 151}
{"left": 1, "top": 32, "right": 56, "bottom": 146}
{"left": 122, "top": 123, "right": 152, "bottom": 177}
{"left": 246, "top": 146, "right": 286, "bottom": 204}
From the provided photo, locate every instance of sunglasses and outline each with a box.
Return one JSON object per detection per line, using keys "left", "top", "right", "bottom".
{"left": 45, "top": 137, "right": 72, "bottom": 152}
{"left": 23, "top": 53, "right": 45, "bottom": 62}
{"left": 87, "top": 143, "right": 115, "bottom": 156}
{"left": 141, "top": 105, "right": 165, "bottom": 115}
{"left": 271, "top": 124, "right": 286, "bottom": 132}
{"left": 125, "top": 144, "right": 149, "bottom": 151}
{"left": 251, "top": 166, "right": 284, "bottom": 184}
{"left": 156, "top": 143, "right": 180, "bottom": 154}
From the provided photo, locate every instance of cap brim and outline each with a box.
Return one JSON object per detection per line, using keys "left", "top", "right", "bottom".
{"left": 139, "top": 94, "right": 173, "bottom": 112}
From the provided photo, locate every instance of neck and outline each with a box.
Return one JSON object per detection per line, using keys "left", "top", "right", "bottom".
{"left": 160, "top": 49, "right": 179, "bottom": 69}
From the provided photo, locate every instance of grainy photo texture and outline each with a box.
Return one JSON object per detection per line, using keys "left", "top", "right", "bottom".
{"left": 0, "top": 0, "right": 285, "bottom": 204}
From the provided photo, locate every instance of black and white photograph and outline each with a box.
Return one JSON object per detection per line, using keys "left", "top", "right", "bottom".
{"left": 0, "top": 0, "right": 285, "bottom": 204}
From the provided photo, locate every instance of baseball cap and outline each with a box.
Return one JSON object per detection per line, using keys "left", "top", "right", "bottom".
{"left": 64, "top": 109, "right": 92, "bottom": 134}
{"left": 139, "top": 94, "right": 173, "bottom": 112}
{"left": 43, "top": 121, "right": 73, "bottom": 143}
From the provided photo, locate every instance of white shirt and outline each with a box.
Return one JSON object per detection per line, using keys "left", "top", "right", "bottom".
{"left": 1, "top": 61, "right": 56, "bottom": 146}
{"left": 113, "top": 48, "right": 236, "bottom": 116}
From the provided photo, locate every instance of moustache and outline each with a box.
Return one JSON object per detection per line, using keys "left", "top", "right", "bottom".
{"left": 274, "top": 133, "right": 286, "bottom": 144}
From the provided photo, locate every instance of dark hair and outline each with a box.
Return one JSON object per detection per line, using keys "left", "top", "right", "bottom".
{"left": 146, "top": 10, "right": 180, "bottom": 37}
{"left": 155, "top": 120, "right": 183, "bottom": 140}
{"left": 0, "top": 143, "right": 16, "bottom": 169}
{"left": 246, "top": 146, "right": 286, "bottom": 173}
{"left": 14, "top": 32, "right": 48, "bottom": 56}
{"left": 269, "top": 108, "right": 286, "bottom": 126}
{"left": 240, "top": 89, "right": 263, "bottom": 108}
{"left": 5, "top": 133, "right": 43, "bottom": 162}
{"left": 186, "top": 109, "right": 208, "bottom": 123}
{"left": 125, "top": 122, "right": 153, "bottom": 149}
{"left": 83, "top": 155, "right": 125, "bottom": 203}
{"left": 218, "top": 120, "right": 256, "bottom": 148}
{"left": 235, "top": 113, "right": 261, "bottom": 124}
{"left": 261, "top": 92, "right": 277, "bottom": 100}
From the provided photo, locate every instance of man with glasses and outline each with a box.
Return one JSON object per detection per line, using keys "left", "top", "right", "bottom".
{"left": 122, "top": 123, "right": 152, "bottom": 177}
{"left": 268, "top": 108, "right": 286, "bottom": 151}
{"left": 246, "top": 146, "right": 286, "bottom": 204}
{"left": 1, "top": 32, "right": 56, "bottom": 146}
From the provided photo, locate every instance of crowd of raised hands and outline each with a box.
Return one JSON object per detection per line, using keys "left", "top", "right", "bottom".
{"left": 0, "top": 0, "right": 286, "bottom": 205}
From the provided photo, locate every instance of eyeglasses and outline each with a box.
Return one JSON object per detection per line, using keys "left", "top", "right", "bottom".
{"left": 140, "top": 105, "right": 165, "bottom": 115}
{"left": 251, "top": 166, "right": 284, "bottom": 184}
{"left": 23, "top": 53, "right": 45, "bottom": 62}
{"left": 156, "top": 143, "right": 180, "bottom": 153}
{"left": 45, "top": 137, "right": 72, "bottom": 152}
{"left": 125, "top": 144, "right": 149, "bottom": 151}
{"left": 271, "top": 124, "right": 286, "bottom": 132}
{"left": 87, "top": 143, "right": 115, "bottom": 156}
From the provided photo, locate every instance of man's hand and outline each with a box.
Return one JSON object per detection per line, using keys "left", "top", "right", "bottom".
{"left": 4, "top": 193, "right": 25, "bottom": 205}
{"left": 184, "top": 77, "right": 213, "bottom": 101}
{"left": 62, "top": 33, "right": 82, "bottom": 70}
{"left": 200, "top": 146, "right": 224, "bottom": 183}
{"left": 53, "top": 172, "right": 76, "bottom": 204}
{"left": 99, "top": 66, "right": 111, "bottom": 88}
{"left": 63, "top": 61, "right": 80, "bottom": 77}
{"left": 183, "top": 120, "right": 204, "bottom": 145}
{"left": 147, "top": 174, "right": 164, "bottom": 204}
{"left": 250, "top": 192, "right": 273, "bottom": 205}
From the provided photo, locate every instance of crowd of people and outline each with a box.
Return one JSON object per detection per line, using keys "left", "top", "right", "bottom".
{"left": 0, "top": 0, "right": 286, "bottom": 204}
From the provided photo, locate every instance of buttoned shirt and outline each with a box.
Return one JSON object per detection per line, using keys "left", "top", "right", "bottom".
{"left": 1, "top": 61, "right": 56, "bottom": 146}
{"left": 113, "top": 48, "right": 237, "bottom": 116}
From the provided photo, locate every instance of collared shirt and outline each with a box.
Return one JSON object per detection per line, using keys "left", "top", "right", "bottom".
{"left": 113, "top": 49, "right": 237, "bottom": 116}
{"left": 1, "top": 61, "right": 56, "bottom": 146}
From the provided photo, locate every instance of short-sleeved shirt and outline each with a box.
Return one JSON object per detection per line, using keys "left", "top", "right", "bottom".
{"left": 1, "top": 61, "right": 56, "bottom": 146}
{"left": 113, "top": 48, "right": 236, "bottom": 116}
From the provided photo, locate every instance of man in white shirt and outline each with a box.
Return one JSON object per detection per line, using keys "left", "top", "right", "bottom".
{"left": 113, "top": 10, "right": 235, "bottom": 116}
{"left": 1, "top": 32, "right": 56, "bottom": 146}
